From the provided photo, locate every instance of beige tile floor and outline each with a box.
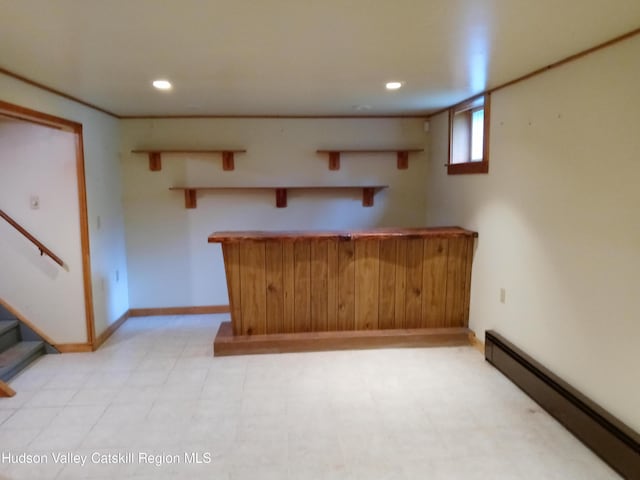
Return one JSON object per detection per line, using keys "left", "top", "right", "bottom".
{"left": 0, "top": 315, "right": 620, "bottom": 479}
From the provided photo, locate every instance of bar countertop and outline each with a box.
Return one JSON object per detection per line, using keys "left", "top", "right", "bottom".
{"left": 208, "top": 226, "right": 478, "bottom": 243}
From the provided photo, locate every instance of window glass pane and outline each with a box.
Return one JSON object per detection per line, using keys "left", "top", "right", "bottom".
{"left": 451, "top": 110, "right": 471, "bottom": 164}
{"left": 471, "top": 109, "right": 484, "bottom": 161}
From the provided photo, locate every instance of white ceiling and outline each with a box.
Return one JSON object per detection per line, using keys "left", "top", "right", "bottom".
{"left": 1, "top": 0, "right": 639, "bottom": 117}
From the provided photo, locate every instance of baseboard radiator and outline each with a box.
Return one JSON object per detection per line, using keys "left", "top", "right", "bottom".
{"left": 485, "top": 330, "right": 639, "bottom": 480}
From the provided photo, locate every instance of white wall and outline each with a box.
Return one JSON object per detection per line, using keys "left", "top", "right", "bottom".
{"left": 0, "top": 73, "right": 129, "bottom": 341}
{"left": 0, "top": 122, "right": 86, "bottom": 342}
{"left": 426, "top": 37, "right": 640, "bottom": 431}
{"left": 121, "top": 118, "right": 428, "bottom": 308}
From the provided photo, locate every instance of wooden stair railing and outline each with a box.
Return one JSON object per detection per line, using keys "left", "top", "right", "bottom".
{"left": 0, "top": 380, "right": 16, "bottom": 398}
{"left": 0, "top": 209, "right": 65, "bottom": 268}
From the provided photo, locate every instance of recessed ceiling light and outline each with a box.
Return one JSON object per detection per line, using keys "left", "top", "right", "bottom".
{"left": 385, "top": 81, "right": 403, "bottom": 90}
{"left": 152, "top": 79, "right": 172, "bottom": 90}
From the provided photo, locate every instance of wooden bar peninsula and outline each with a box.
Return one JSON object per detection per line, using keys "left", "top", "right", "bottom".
{"left": 209, "top": 227, "right": 478, "bottom": 356}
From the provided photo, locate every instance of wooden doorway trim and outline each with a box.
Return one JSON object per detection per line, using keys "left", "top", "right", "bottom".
{"left": 0, "top": 99, "right": 95, "bottom": 346}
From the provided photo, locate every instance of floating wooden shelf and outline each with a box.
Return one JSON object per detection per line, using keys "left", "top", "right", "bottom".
{"left": 169, "top": 185, "right": 388, "bottom": 209}
{"left": 131, "top": 149, "right": 247, "bottom": 172}
{"left": 316, "top": 149, "right": 424, "bottom": 170}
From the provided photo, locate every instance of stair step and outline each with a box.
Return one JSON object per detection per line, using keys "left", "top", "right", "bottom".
{"left": 0, "top": 341, "right": 45, "bottom": 382}
{"left": 0, "top": 320, "right": 18, "bottom": 336}
{"left": 0, "top": 320, "right": 21, "bottom": 354}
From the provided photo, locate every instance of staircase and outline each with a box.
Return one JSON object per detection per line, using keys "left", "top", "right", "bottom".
{"left": 1, "top": 209, "right": 62, "bottom": 391}
{"left": 0, "top": 306, "right": 52, "bottom": 385}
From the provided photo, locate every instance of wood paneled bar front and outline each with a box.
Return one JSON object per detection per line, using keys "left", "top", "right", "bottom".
{"left": 208, "top": 227, "right": 478, "bottom": 356}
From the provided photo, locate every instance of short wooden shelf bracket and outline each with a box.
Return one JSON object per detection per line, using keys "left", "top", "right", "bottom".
{"left": 362, "top": 187, "right": 375, "bottom": 207}
{"left": 396, "top": 151, "right": 409, "bottom": 169}
{"left": 149, "top": 152, "right": 162, "bottom": 171}
{"left": 275, "top": 188, "right": 288, "bottom": 208}
{"left": 328, "top": 152, "right": 341, "bottom": 170}
{"left": 184, "top": 189, "right": 197, "bottom": 209}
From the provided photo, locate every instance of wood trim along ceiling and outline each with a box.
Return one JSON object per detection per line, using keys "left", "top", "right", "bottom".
{"left": 428, "top": 26, "right": 640, "bottom": 119}
{"left": 2, "top": 26, "right": 639, "bottom": 119}
{"left": 121, "top": 114, "right": 430, "bottom": 119}
{"left": 0, "top": 67, "right": 118, "bottom": 118}
{"left": 0, "top": 112, "right": 64, "bottom": 130}
{"left": 0, "top": 100, "right": 79, "bottom": 132}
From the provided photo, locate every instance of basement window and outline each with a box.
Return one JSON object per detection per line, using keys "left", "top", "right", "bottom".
{"left": 448, "top": 94, "right": 490, "bottom": 174}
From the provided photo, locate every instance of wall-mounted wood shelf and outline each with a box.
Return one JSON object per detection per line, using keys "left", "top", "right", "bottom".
{"left": 169, "top": 185, "right": 388, "bottom": 209}
{"left": 131, "top": 149, "right": 247, "bottom": 172}
{"left": 316, "top": 149, "right": 423, "bottom": 170}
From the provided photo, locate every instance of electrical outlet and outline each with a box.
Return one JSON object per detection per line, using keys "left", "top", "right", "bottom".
{"left": 30, "top": 195, "right": 40, "bottom": 210}
{"left": 500, "top": 288, "right": 506, "bottom": 304}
